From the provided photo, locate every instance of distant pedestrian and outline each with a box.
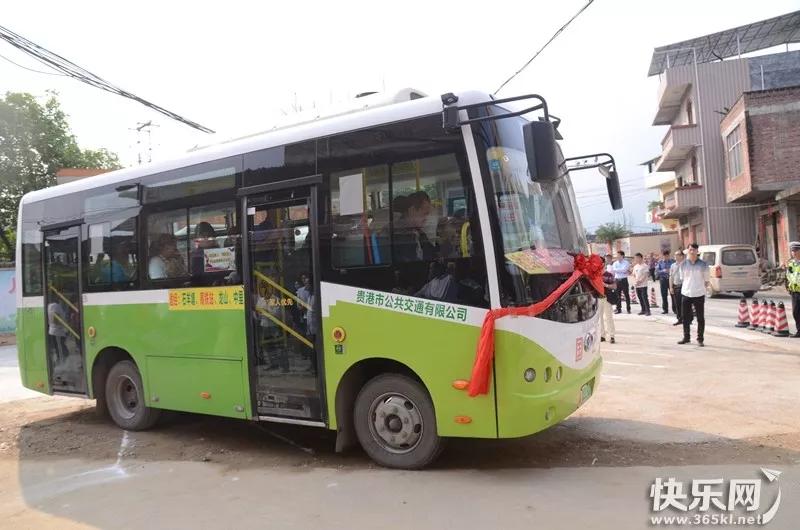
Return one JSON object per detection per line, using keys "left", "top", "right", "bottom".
{"left": 678, "top": 243, "right": 710, "bottom": 346}
{"left": 599, "top": 268, "right": 617, "bottom": 343}
{"left": 648, "top": 252, "right": 657, "bottom": 281}
{"left": 655, "top": 250, "right": 674, "bottom": 314}
{"left": 611, "top": 251, "right": 631, "bottom": 314}
{"left": 787, "top": 241, "right": 800, "bottom": 338}
{"left": 604, "top": 253, "right": 613, "bottom": 274}
{"left": 669, "top": 249, "right": 685, "bottom": 326}
{"left": 632, "top": 253, "right": 651, "bottom": 316}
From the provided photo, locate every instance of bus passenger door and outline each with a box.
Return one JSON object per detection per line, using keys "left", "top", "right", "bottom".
{"left": 43, "top": 225, "right": 87, "bottom": 395}
{"left": 243, "top": 187, "right": 323, "bottom": 421}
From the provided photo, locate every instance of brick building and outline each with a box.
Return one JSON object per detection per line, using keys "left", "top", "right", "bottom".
{"left": 644, "top": 11, "right": 800, "bottom": 248}
{"left": 721, "top": 85, "right": 800, "bottom": 265}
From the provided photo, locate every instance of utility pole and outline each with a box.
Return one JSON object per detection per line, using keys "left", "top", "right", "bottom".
{"left": 130, "top": 121, "right": 159, "bottom": 165}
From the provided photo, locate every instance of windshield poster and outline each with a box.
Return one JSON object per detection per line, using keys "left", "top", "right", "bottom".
{"left": 504, "top": 248, "right": 574, "bottom": 275}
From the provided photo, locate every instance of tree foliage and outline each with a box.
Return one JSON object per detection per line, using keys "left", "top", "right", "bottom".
{"left": 594, "top": 222, "right": 631, "bottom": 246}
{"left": 0, "top": 91, "right": 120, "bottom": 260}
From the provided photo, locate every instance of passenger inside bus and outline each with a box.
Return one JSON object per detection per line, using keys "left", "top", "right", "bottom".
{"left": 149, "top": 233, "right": 187, "bottom": 280}
{"left": 392, "top": 191, "right": 435, "bottom": 263}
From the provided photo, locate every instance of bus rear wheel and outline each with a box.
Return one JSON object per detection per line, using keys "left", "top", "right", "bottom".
{"left": 105, "top": 360, "right": 161, "bottom": 431}
{"left": 353, "top": 374, "right": 444, "bottom": 469}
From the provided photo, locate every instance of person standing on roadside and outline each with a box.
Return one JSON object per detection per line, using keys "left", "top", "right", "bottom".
{"left": 669, "top": 249, "right": 685, "bottom": 326}
{"left": 655, "top": 250, "right": 674, "bottom": 314}
{"left": 787, "top": 241, "right": 800, "bottom": 338}
{"left": 632, "top": 253, "right": 652, "bottom": 316}
{"left": 648, "top": 252, "right": 657, "bottom": 281}
{"left": 612, "top": 251, "right": 631, "bottom": 314}
{"left": 599, "top": 266, "right": 617, "bottom": 343}
{"left": 605, "top": 253, "right": 614, "bottom": 274}
{"left": 678, "top": 243, "right": 710, "bottom": 346}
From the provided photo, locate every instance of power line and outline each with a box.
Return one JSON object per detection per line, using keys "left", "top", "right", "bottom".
{"left": 0, "top": 51, "right": 66, "bottom": 76}
{"left": 493, "top": 0, "right": 596, "bottom": 95}
{"left": 0, "top": 24, "right": 215, "bottom": 134}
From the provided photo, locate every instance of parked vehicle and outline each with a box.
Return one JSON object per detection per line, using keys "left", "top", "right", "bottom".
{"left": 698, "top": 244, "right": 759, "bottom": 297}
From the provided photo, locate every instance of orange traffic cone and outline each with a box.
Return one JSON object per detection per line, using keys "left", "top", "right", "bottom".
{"left": 758, "top": 300, "right": 769, "bottom": 332}
{"left": 748, "top": 299, "right": 760, "bottom": 330}
{"left": 773, "top": 302, "right": 790, "bottom": 337}
{"left": 765, "top": 301, "right": 776, "bottom": 334}
{"left": 649, "top": 287, "right": 657, "bottom": 306}
{"left": 735, "top": 299, "right": 749, "bottom": 327}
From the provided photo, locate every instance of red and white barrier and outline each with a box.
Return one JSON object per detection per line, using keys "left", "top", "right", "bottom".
{"left": 748, "top": 300, "right": 760, "bottom": 330}
{"left": 759, "top": 300, "right": 769, "bottom": 332}
{"left": 773, "top": 302, "right": 790, "bottom": 337}
{"left": 735, "top": 299, "right": 749, "bottom": 328}
{"left": 649, "top": 287, "right": 657, "bottom": 306}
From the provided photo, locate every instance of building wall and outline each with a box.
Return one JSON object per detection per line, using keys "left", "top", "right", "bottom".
{"left": 720, "top": 95, "right": 753, "bottom": 202}
{"left": 746, "top": 87, "right": 800, "bottom": 191}
{"left": 749, "top": 50, "right": 800, "bottom": 91}
{"left": 694, "top": 59, "right": 755, "bottom": 244}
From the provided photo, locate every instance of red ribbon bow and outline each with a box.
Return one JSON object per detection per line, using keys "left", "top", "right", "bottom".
{"left": 467, "top": 253, "right": 605, "bottom": 397}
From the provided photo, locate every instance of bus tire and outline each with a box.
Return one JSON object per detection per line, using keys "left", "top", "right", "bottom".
{"left": 105, "top": 360, "right": 160, "bottom": 431}
{"left": 742, "top": 291, "right": 755, "bottom": 298}
{"left": 353, "top": 373, "right": 444, "bottom": 469}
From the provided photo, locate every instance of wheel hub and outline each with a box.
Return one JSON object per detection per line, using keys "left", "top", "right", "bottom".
{"left": 369, "top": 393, "right": 423, "bottom": 454}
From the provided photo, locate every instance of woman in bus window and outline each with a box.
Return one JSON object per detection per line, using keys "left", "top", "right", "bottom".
{"left": 149, "top": 233, "right": 186, "bottom": 279}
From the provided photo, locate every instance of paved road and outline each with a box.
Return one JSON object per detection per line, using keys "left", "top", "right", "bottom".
{"left": 1, "top": 313, "right": 799, "bottom": 529}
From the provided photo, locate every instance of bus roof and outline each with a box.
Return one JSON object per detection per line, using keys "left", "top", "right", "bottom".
{"left": 21, "top": 89, "right": 494, "bottom": 205}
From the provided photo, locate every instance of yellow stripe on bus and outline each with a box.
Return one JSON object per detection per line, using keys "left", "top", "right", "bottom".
{"left": 255, "top": 307, "right": 314, "bottom": 349}
{"left": 253, "top": 270, "right": 311, "bottom": 310}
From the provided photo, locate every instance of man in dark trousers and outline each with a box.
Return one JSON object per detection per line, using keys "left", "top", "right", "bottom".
{"left": 611, "top": 250, "right": 631, "bottom": 314}
{"left": 678, "top": 243, "right": 710, "bottom": 346}
{"left": 669, "top": 249, "right": 685, "bottom": 326}
{"left": 655, "top": 250, "right": 674, "bottom": 314}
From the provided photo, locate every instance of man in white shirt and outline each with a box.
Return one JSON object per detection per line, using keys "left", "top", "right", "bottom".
{"left": 632, "top": 253, "right": 652, "bottom": 316}
{"left": 611, "top": 251, "right": 632, "bottom": 314}
{"left": 678, "top": 243, "right": 710, "bottom": 346}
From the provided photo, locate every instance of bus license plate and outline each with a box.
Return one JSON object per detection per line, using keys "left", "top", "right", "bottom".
{"left": 578, "top": 381, "right": 593, "bottom": 406}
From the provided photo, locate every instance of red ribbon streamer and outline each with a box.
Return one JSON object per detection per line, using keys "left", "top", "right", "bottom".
{"left": 467, "top": 253, "right": 605, "bottom": 397}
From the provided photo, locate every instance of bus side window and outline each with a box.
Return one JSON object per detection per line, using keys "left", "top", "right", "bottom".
{"left": 330, "top": 165, "right": 390, "bottom": 269}
{"left": 84, "top": 215, "right": 139, "bottom": 292}
{"left": 188, "top": 203, "right": 240, "bottom": 286}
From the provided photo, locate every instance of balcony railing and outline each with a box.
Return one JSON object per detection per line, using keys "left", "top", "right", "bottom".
{"left": 661, "top": 185, "right": 705, "bottom": 218}
{"left": 655, "top": 125, "right": 699, "bottom": 172}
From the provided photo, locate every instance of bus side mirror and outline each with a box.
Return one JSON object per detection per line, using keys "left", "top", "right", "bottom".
{"left": 606, "top": 169, "right": 623, "bottom": 210}
{"left": 523, "top": 121, "right": 559, "bottom": 182}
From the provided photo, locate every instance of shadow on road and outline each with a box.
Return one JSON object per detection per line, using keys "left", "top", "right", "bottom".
{"left": 15, "top": 404, "right": 799, "bottom": 473}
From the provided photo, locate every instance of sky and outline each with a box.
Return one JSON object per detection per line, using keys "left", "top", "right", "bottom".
{"left": 2, "top": 0, "right": 798, "bottom": 233}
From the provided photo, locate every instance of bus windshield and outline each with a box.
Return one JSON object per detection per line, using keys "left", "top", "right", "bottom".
{"left": 477, "top": 109, "right": 589, "bottom": 308}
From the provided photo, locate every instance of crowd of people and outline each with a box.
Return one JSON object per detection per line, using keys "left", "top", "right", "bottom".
{"left": 598, "top": 243, "right": 712, "bottom": 346}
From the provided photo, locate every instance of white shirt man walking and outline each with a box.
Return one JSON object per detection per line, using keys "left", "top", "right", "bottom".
{"left": 678, "top": 243, "right": 710, "bottom": 346}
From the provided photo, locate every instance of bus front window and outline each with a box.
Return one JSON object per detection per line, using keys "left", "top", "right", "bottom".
{"left": 475, "top": 110, "right": 590, "bottom": 312}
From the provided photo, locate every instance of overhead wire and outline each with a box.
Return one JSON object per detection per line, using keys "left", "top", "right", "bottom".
{"left": 0, "top": 51, "right": 66, "bottom": 76}
{"left": 0, "top": 24, "right": 214, "bottom": 133}
{"left": 494, "top": 0, "right": 596, "bottom": 95}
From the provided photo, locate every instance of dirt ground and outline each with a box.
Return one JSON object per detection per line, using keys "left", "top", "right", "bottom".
{"left": 2, "top": 311, "right": 800, "bottom": 529}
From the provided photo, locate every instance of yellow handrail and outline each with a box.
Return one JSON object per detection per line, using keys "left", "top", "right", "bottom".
{"left": 52, "top": 312, "right": 80, "bottom": 341}
{"left": 255, "top": 307, "right": 313, "bottom": 349}
{"left": 253, "top": 270, "right": 311, "bottom": 310}
{"left": 48, "top": 285, "right": 79, "bottom": 313}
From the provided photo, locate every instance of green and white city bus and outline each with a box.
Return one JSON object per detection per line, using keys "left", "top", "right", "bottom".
{"left": 16, "top": 89, "right": 621, "bottom": 468}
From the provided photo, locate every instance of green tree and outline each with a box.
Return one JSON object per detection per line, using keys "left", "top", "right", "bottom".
{"left": 0, "top": 91, "right": 120, "bottom": 260}
{"left": 594, "top": 222, "right": 631, "bottom": 251}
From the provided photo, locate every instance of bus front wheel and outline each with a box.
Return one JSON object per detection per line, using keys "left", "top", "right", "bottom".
{"left": 353, "top": 374, "right": 444, "bottom": 469}
{"left": 105, "top": 360, "right": 161, "bottom": 431}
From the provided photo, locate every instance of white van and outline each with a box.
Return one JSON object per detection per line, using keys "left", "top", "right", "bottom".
{"left": 697, "top": 244, "right": 760, "bottom": 297}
